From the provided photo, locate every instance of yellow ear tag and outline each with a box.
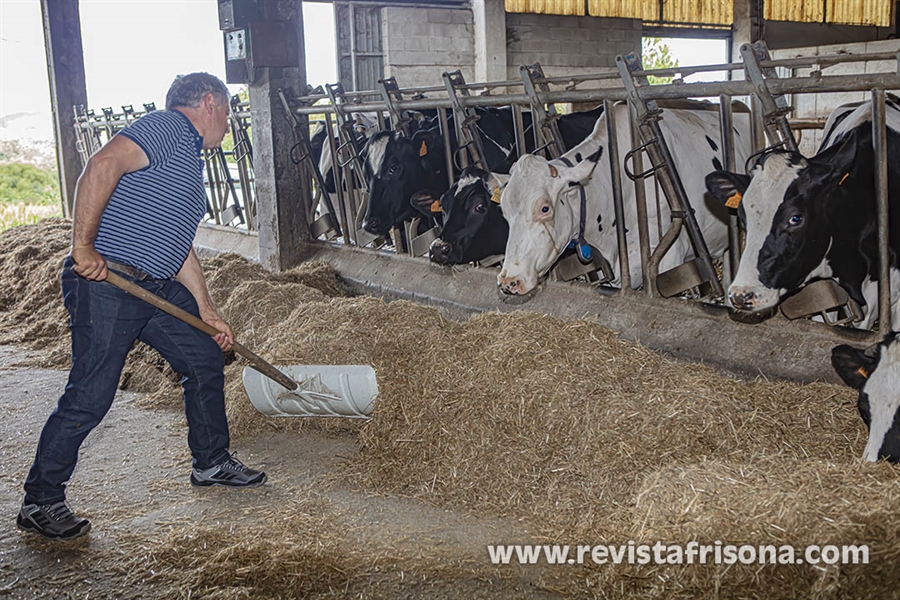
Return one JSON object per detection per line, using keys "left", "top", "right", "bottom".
{"left": 857, "top": 366, "right": 869, "bottom": 379}
{"left": 725, "top": 191, "right": 742, "bottom": 209}
{"left": 429, "top": 200, "right": 442, "bottom": 213}
{"left": 419, "top": 141, "right": 428, "bottom": 157}
{"left": 839, "top": 172, "right": 850, "bottom": 186}
{"left": 491, "top": 187, "right": 502, "bottom": 204}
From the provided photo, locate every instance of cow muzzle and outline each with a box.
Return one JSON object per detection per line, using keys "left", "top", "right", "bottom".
{"left": 498, "top": 274, "right": 526, "bottom": 295}
{"left": 429, "top": 239, "right": 453, "bottom": 264}
{"left": 361, "top": 216, "right": 386, "bottom": 235}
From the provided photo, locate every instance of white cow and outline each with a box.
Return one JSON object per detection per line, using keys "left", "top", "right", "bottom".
{"left": 497, "top": 101, "right": 752, "bottom": 295}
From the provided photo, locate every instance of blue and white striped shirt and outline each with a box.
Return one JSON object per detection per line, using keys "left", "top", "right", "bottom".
{"left": 93, "top": 110, "right": 207, "bottom": 279}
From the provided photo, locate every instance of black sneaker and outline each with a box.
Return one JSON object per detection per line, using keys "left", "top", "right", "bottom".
{"left": 17, "top": 501, "right": 91, "bottom": 540}
{"left": 190, "top": 452, "right": 267, "bottom": 488}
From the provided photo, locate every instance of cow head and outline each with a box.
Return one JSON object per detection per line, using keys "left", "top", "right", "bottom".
{"left": 497, "top": 151, "right": 601, "bottom": 295}
{"left": 362, "top": 128, "right": 445, "bottom": 236}
{"left": 832, "top": 332, "right": 900, "bottom": 462}
{"left": 705, "top": 131, "right": 860, "bottom": 312}
{"left": 413, "top": 167, "right": 509, "bottom": 265}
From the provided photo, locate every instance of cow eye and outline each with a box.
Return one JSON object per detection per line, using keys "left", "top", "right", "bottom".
{"left": 388, "top": 164, "right": 401, "bottom": 175}
{"left": 788, "top": 214, "right": 803, "bottom": 226}
{"left": 541, "top": 206, "right": 550, "bottom": 213}
{"left": 474, "top": 203, "right": 486, "bottom": 213}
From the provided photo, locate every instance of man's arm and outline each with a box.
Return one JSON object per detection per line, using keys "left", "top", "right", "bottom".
{"left": 71, "top": 134, "right": 150, "bottom": 280}
{"left": 175, "top": 248, "right": 234, "bottom": 352}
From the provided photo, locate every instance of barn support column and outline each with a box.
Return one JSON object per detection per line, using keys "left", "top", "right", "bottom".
{"left": 248, "top": 0, "right": 312, "bottom": 272}
{"left": 473, "top": 0, "right": 507, "bottom": 82}
{"left": 41, "top": 0, "right": 87, "bottom": 218}
{"left": 731, "top": 0, "right": 763, "bottom": 63}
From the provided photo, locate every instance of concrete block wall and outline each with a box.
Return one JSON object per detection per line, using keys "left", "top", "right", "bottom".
{"left": 772, "top": 39, "right": 900, "bottom": 155}
{"left": 381, "top": 7, "right": 641, "bottom": 90}
{"left": 382, "top": 6, "right": 475, "bottom": 89}
{"left": 505, "top": 13, "right": 641, "bottom": 82}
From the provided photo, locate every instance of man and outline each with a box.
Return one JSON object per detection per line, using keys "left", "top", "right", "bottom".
{"left": 17, "top": 73, "right": 265, "bottom": 541}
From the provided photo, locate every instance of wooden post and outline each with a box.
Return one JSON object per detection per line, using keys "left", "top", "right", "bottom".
{"left": 248, "top": 0, "right": 312, "bottom": 272}
{"left": 41, "top": 0, "right": 88, "bottom": 218}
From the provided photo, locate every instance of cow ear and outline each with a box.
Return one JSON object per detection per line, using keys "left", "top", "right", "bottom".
{"left": 831, "top": 344, "right": 877, "bottom": 390}
{"left": 706, "top": 171, "right": 750, "bottom": 208}
{"left": 410, "top": 189, "right": 443, "bottom": 217}
{"left": 814, "top": 128, "right": 862, "bottom": 186}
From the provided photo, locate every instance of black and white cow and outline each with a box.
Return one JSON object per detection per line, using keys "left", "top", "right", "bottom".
{"left": 361, "top": 106, "right": 607, "bottom": 238}
{"left": 413, "top": 167, "right": 510, "bottom": 264}
{"left": 410, "top": 106, "right": 607, "bottom": 264}
{"left": 705, "top": 98, "right": 900, "bottom": 329}
{"left": 498, "top": 101, "right": 752, "bottom": 295}
{"left": 832, "top": 332, "right": 900, "bottom": 462}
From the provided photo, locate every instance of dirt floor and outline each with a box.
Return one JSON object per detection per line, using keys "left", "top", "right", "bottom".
{"left": 0, "top": 345, "right": 552, "bottom": 599}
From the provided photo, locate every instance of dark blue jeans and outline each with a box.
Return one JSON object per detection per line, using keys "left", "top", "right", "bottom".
{"left": 24, "top": 256, "right": 230, "bottom": 505}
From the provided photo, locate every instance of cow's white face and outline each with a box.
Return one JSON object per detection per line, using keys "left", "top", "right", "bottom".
{"left": 727, "top": 154, "right": 806, "bottom": 310}
{"left": 497, "top": 154, "right": 597, "bottom": 295}
{"left": 833, "top": 334, "right": 900, "bottom": 462}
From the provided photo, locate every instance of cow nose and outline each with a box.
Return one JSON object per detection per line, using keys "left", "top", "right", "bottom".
{"left": 498, "top": 275, "right": 523, "bottom": 295}
{"left": 429, "top": 240, "right": 452, "bottom": 263}
{"left": 362, "top": 217, "right": 382, "bottom": 234}
{"left": 729, "top": 290, "right": 757, "bottom": 311}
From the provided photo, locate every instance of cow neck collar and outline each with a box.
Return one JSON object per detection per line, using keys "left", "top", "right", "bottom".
{"left": 556, "top": 156, "right": 592, "bottom": 264}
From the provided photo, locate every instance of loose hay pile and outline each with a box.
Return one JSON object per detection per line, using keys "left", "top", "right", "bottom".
{"left": 4, "top": 220, "right": 900, "bottom": 597}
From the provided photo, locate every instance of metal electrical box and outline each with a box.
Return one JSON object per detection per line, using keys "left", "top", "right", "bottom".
{"left": 219, "top": 0, "right": 300, "bottom": 84}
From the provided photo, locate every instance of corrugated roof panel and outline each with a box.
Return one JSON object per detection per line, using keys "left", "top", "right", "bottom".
{"left": 587, "top": 0, "right": 657, "bottom": 20}
{"left": 663, "top": 0, "right": 733, "bottom": 24}
{"left": 505, "top": 0, "right": 584, "bottom": 16}
{"left": 828, "top": 0, "right": 893, "bottom": 26}
{"left": 765, "top": 0, "right": 825, "bottom": 23}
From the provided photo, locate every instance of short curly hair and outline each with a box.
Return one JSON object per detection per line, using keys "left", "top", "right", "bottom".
{"left": 165, "top": 72, "right": 230, "bottom": 111}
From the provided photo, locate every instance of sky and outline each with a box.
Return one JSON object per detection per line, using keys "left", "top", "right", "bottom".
{"left": 0, "top": 0, "right": 725, "bottom": 144}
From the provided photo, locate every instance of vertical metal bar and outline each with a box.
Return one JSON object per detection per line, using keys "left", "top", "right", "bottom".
{"left": 604, "top": 99, "right": 630, "bottom": 291}
{"left": 437, "top": 108, "right": 454, "bottom": 188}
{"left": 512, "top": 104, "right": 527, "bottom": 160}
{"left": 628, "top": 103, "right": 653, "bottom": 296}
{"left": 749, "top": 94, "right": 766, "bottom": 154}
{"left": 719, "top": 95, "right": 741, "bottom": 284}
{"left": 323, "top": 111, "right": 352, "bottom": 245}
{"left": 872, "top": 88, "right": 892, "bottom": 336}
{"left": 349, "top": 3, "right": 358, "bottom": 91}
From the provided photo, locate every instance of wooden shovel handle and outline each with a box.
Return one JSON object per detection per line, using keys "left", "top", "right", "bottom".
{"left": 105, "top": 271, "right": 299, "bottom": 391}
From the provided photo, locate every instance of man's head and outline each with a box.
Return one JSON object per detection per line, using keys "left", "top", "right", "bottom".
{"left": 166, "top": 72, "right": 231, "bottom": 148}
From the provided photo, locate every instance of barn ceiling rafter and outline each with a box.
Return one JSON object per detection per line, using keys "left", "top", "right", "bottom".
{"left": 503, "top": 0, "right": 894, "bottom": 28}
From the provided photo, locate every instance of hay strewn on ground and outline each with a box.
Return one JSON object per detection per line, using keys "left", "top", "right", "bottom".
{"left": 3, "top": 219, "right": 899, "bottom": 598}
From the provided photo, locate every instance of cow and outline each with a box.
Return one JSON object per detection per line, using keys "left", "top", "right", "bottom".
{"left": 832, "top": 332, "right": 900, "bottom": 462}
{"left": 705, "top": 98, "right": 900, "bottom": 329}
{"left": 409, "top": 106, "right": 607, "bottom": 264}
{"left": 497, "top": 101, "right": 752, "bottom": 295}
{"left": 361, "top": 106, "right": 606, "bottom": 238}
{"left": 412, "top": 167, "right": 510, "bottom": 264}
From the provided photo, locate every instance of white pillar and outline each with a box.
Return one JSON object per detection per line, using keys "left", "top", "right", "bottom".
{"left": 473, "top": 0, "right": 507, "bottom": 82}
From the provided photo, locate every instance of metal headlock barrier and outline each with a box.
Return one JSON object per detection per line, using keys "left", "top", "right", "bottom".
{"left": 278, "top": 42, "right": 899, "bottom": 337}
{"left": 72, "top": 96, "right": 256, "bottom": 230}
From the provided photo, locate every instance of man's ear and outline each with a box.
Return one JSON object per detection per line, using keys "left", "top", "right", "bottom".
{"left": 410, "top": 189, "right": 444, "bottom": 217}
{"left": 831, "top": 344, "right": 878, "bottom": 390}
{"left": 705, "top": 171, "right": 751, "bottom": 208}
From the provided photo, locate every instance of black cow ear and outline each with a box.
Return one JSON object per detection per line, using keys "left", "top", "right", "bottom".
{"left": 831, "top": 344, "right": 877, "bottom": 390}
{"left": 410, "top": 189, "right": 443, "bottom": 217}
{"left": 705, "top": 171, "right": 750, "bottom": 208}
{"left": 814, "top": 128, "right": 861, "bottom": 186}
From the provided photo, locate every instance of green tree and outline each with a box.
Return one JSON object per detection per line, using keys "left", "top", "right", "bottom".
{"left": 0, "top": 163, "right": 60, "bottom": 205}
{"left": 642, "top": 37, "right": 679, "bottom": 85}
